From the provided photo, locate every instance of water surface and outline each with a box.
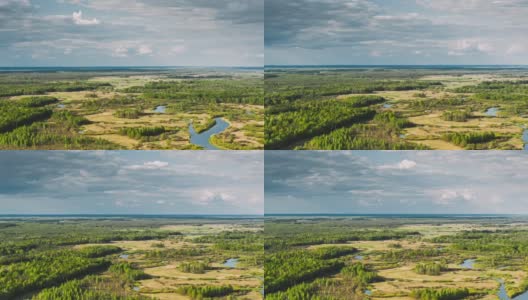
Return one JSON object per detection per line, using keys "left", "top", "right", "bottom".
{"left": 485, "top": 107, "right": 499, "bottom": 116}
{"left": 498, "top": 280, "right": 528, "bottom": 299}
{"left": 383, "top": 103, "right": 393, "bottom": 108}
{"left": 153, "top": 105, "right": 166, "bottom": 113}
{"left": 223, "top": 258, "right": 239, "bottom": 268}
{"left": 461, "top": 259, "right": 475, "bottom": 269}
{"left": 354, "top": 255, "right": 364, "bottom": 260}
{"left": 189, "top": 117, "right": 229, "bottom": 150}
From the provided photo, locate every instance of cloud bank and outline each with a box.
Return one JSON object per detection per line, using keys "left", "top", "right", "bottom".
{"left": 265, "top": 151, "right": 528, "bottom": 214}
{"left": 0, "top": 151, "right": 263, "bottom": 215}
{"left": 265, "top": 0, "right": 528, "bottom": 65}
{"left": 0, "top": 0, "right": 263, "bottom": 66}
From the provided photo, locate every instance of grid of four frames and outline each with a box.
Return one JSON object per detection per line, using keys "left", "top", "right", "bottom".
{"left": 2, "top": 0, "right": 528, "bottom": 299}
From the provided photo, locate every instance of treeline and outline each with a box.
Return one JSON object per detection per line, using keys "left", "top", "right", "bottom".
{"left": 32, "top": 275, "right": 154, "bottom": 300}
{"left": 265, "top": 250, "right": 343, "bottom": 293}
{"left": 266, "top": 263, "right": 380, "bottom": 299}
{"left": 265, "top": 74, "right": 442, "bottom": 105}
{"left": 0, "top": 123, "right": 120, "bottom": 149}
{"left": 0, "top": 229, "right": 175, "bottom": 260}
{"left": 194, "top": 232, "right": 263, "bottom": 252}
{"left": 265, "top": 229, "right": 420, "bottom": 251}
{"left": 301, "top": 124, "right": 427, "bottom": 150}
{"left": 432, "top": 230, "right": 528, "bottom": 257}
{"left": 0, "top": 81, "right": 111, "bottom": 97}
{"left": 178, "top": 261, "right": 210, "bottom": 274}
{"left": 381, "top": 248, "right": 443, "bottom": 262}
{"left": 123, "top": 79, "right": 263, "bottom": 105}
{"left": 119, "top": 126, "right": 165, "bottom": 139}
{"left": 311, "top": 247, "right": 358, "bottom": 259}
{"left": 410, "top": 288, "right": 470, "bottom": 300}
{"left": 114, "top": 108, "right": 143, "bottom": 119}
{"left": 80, "top": 95, "right": 143, "bottom": 111}
{"left": 265, "top": 278, "right": 367, "bottom": 300}
{"left": 52, "top": 110, "right": 91, "bottom": 127}
{"left": 409, "top": 98, "right": 466, "bottom": 110}
{"left": 414, "top": 262, "right": 447, "bottom": 275}
{"left": 0, "top": 101, "right": 53, "bottom": 133}
{"left": 443, "top": 132, "right": 496, "bottom": 148}
{"left": 341, "top": 263, "right": 380, "bottom": 284}
{"left": 265, "top": 98, "right": 376, "bottom": 149}
{"left": 442, "top": 110, "right": 472, "bottom": 122}
{"left": 0, "top": 249, "right": 111, "bottom": 298}
{"left": 109, "top": 262, "right": 149, "bottom": 282}
{"left": 144, "top": 248, "right": 208, "bottom": 259}
{"left": 265, "top": 95, "right": 384, "bottom": 116}
{"left": 177, "top": 285, "right": 234, "bottom": 299}
{"left": 373, "top": 111, "right": 414, "bottom": 129}
{"left": 17, "top": 96, "right": 59, "bottom": 107}
{"left": 453, "top": 81, "right": 528, "bottom": 102}
{"left": 266, "top": 98, "right": 426, "bottom": 150}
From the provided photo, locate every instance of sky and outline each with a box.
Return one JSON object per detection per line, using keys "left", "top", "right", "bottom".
{"left": 0, "top": 0, "right": 263, "bottom": 66}
{"left": 266, "top": 151, "right": 528, "bottom": 215}
{"left": 0, "top": 151, "right": 263, "bottom": 215}
{"left": 265, "top": 0, "right": 528, "bottom": 65}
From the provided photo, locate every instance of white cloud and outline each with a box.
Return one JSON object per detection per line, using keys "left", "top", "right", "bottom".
{"left": 378, "top": 159, "right": 417, "bottom": 170}
{"left": 357, "top": 198, "right": 382, "bottom": 207}
{"left": 432, "top": 189, "right": 475, "bottom": 206}
{"left": 447, "top": 39, "right": 495, "bottom": 56}
{"left": 125, "top": 161, "right": 169, "bottom": 170}
{"left": 194, "top": 190, "right": 235, "bottom": 206}
{"left": 507, "top": 43, "right": 526, "bottom": 55}
{"left": 72, "top": 10, "right": 100, "bottom": 25}
{"left": 137, "top": 44, "right": 152, "bottom": 55}
{"left": 170, "top": 45, "right": 186, "bottom": 54}
{"left": 112, "top": 46, "right": 128, "bottom": 57}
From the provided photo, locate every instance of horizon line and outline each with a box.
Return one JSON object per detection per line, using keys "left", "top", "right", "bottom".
{"left": 265, "top": 213, "right": 520, "bottom": 216}
{"left": 0, "top": 213, "right": 264, "bottom": 217}
{"left": 264, "top": 64, "right": 528, "bottom": 67}
{"left": 0, "top": 65, "right": 264, "bottom": 68}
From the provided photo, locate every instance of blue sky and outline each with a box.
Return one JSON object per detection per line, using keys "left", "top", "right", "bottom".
{"left": 265, "top": 0, "right": 528, "bottom": 65}
{"left": 0, "top": 0, "right": 263, "bottom": 66}
{"left": 265, "top": 151, "right": 528, "bottom": 214}
{"left": 0, "top": 151, "right": 263, "bottom": 214}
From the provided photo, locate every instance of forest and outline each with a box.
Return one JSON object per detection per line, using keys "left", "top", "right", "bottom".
{"left": 264, "top": 216, "right": 528, "bottom": 299}
{"left": 265, "top": 67, "right": 528, "bottom": 150}
{"left": 0, "top": 216, "right": 264, "bottom": 300}
{"left": 0, "top": 68, "right": 264, "bottom": 150}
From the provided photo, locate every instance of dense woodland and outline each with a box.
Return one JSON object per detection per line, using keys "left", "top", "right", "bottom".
{"left": 264, "top": 69, "right": 445, "bottom": 149}
{"left": 0, "top": 69, "right": 263, "bottom": 149}
{"left": 265, "top": 67, "right": 528, "bottom": 150}
{"left": 0, "top": 217, "right": 263, "bottom": 300}
{"left": 264, "top": 217, "right": 528, "bottom": 299}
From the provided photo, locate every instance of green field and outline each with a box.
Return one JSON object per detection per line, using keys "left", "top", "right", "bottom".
{"left": 265, "top": 67, "right": 528, "bottom": 150}
{"left": 0, "top": 68, "right": 264, "bottom": 150}
{"left": 264, "top": 216, "right": 528, "bottom": 300}
{"left": 0, "top": 216, "right": 264, "bottom": 300}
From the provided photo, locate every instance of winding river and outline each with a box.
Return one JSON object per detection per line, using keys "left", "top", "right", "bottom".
{"left": 459, "top": 261, "right": 528, "bottom": 299}
{"left": 498, "top": 280, "right": 528, "bottom": 300}
{"left": 189, "top": 117, "right": 229, "bottom": 150}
